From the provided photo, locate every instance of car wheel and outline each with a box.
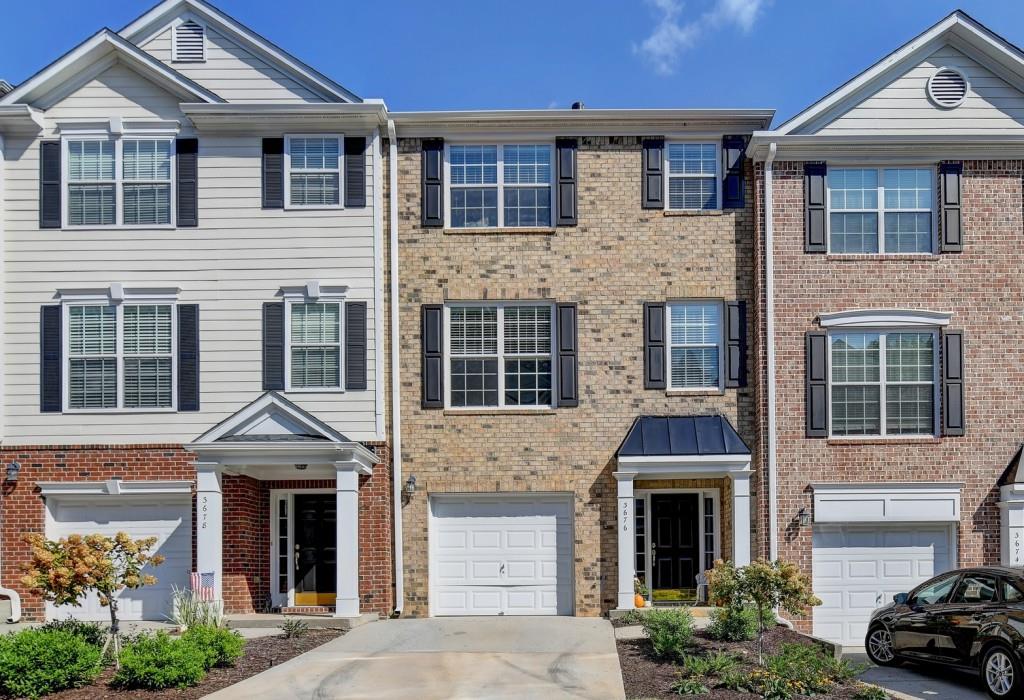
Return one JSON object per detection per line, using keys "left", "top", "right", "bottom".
{"left": 865, "top": 626, "right": 899, "bottom": 666}
{"left": 982, "top": 645, "right": 1023, "bottom": 699}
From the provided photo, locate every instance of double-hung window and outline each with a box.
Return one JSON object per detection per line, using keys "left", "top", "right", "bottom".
{"left": 829, "top": 330, "right": 937, "bottom": 436}
{"left": 446, "top": 303, "right": 554, "bottom": 408}
{"left": 828, "top": 167, "right": 935, "bottom": 253}
{"left": 448, "top": 144, "right": 552, "bottom": 228}
{"left": 66, "top": 303, "right": 175, "bottom": 410}
{"left": 666, "top": 143, "right": 719, "bottom": 211}
{"left": 288, "top": 301, "right": 342, "bottom": 390}
{"left": 667, "top": 301, "right": 723, "bottom": 390}
{"left": 65, "top": 137, "right": 175, "bottom": 227}
{"left": 285, "top": 135, "right": 342, "bottom": 208}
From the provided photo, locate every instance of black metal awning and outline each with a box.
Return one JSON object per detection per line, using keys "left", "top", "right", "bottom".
{"left": 617, "top": 415, "right": 750, "bottom": 458}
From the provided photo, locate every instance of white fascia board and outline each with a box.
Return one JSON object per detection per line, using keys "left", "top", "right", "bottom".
{"left": 812, "top": 481, "right": 963, "bottom": 523}
{"left": 180, "top": 103, "right": 387, "bottom": 132}
{"left": 190, "top": 391, "right": 349, "bottom": 444}
{"left": 119, "top": 0, "right": 360, "bottom": 103}
{"left": 617, "top": 454, "right": 752, "bottom": 475}
{"left": 746, "top": 132, "right": 1024, "bottom": 161}
{"left": 37, "top": 480, "right": 193, "bottom": 497}
{"left": 184, "top": 442, "right": 377, "bottom": 474}
{"left": 0, "top": 105, "right": 44, "bottom": 133}
{"left": 818, "top": 309, "right": 951, "bottom": 329}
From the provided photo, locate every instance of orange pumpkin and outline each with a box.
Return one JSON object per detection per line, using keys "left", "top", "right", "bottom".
{"left": 634, "top": 593, "right": 646, "bottom": 608}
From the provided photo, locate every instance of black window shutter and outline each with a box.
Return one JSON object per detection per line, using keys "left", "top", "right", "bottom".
{"left": 40, "top": 305, "right": 62, "bottom": 412}
{"left": 806, "top": 331, "right": 828, "bottom": 437}
{"left": 722, "top": 136, "right": 746, "bottom": 209}
{"left": 39, "top": 141, "right": 62, "bottom": 229}
{"left": 555, "top": 138, "right": 578, "bottom": 226}
{"left": 942, "top": 330, "right": 965, "bottom": 436}
{"left": 643, "top": 302, "right": 666, "bottom": 389}
{"left": 262, "top": 138, "right": 284, "bottom": 209}
{"left": 422, "top": 139, "right": 444, "bottom": 227}
{"left": 345, "top": 301, "right": 367, "bottom": 390}
{"left": 641, "top": 139, "right": 664, "bottom": 209}
{"left": 177, "top": 304, "right": 200, "bottom": 411}
{"left": 344, "top": 137, "right": 367, "bottom": 208}
{"left": 556, "top": 303, "right": 578, "bottom": 407}
{"left": 421, "top": 304, "right": 444, "bottom": 408}
{"left": 939, "top": 162, "right": 963, "bottom": 252}
{"left": 724, "top": 301, "right": 747, "bottom": 388}
{"left": 176, "top": 138, "right": 198, "bottom": 227}
{"left": 804, "top": 163, "right": 827, "bottom": 253}
{"left": 262, "top": 301, "right": 285, "bottom": 390}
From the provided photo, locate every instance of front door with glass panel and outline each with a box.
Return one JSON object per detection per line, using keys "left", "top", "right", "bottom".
{"left": 293, "top": 494, "right": 337, "bottom": 606}
{"left": 651, "top": 494, "right": 700, "bottom": 602}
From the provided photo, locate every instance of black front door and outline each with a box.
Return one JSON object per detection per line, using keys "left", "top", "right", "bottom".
{"left": 651, "top": 494, "right": 700, "bottom": 599}
{"left": 294, "top": 494, "right": 336, "bottom": 606}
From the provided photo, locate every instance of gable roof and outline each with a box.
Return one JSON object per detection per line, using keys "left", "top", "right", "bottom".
{"left": 0, "top": 28, "right": 223, "bottom": 106}
{"left": 190, "top": 391, "right": 352, "bottom": 444}
{"left": 120, "top": 0, "right": 361, "bottom": 104}
{"left": 774, "top": 10, "right": 1024, "bottom": 135}
{"left": 617, "top": 416, "right": 750, "bottom": 458}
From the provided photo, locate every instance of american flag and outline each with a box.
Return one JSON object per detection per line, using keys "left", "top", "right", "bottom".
{"left": 190, "top": 571, "right": 216, "bottom": 601}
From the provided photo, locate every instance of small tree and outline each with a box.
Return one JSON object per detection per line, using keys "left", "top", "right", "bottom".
{"left": 21, "top": 532, "right": 164, "bottom": 664}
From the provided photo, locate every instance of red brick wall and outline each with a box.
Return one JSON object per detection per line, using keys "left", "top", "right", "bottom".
{"left": 757, "top": 160, "right": 1024, "bottom": 631}
{"left": 0, "top": 443, "right": 393, "bottom": 620}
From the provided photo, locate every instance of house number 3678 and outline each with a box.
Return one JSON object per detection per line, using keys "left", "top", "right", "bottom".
{"left": 201, "top": 496, "right": 208, "bottom": 529}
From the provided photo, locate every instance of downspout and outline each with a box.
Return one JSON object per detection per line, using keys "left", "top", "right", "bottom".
{"left": 0, "top": 133, "right": 19, "bottom": 621}
{"left": 386, "top": 119, "right": 404, "bottom": 615}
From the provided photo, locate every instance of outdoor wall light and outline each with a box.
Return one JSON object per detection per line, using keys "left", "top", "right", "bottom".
{"left": 5, "top": 461, "right": 20, "bottom": 483}
{"left": 404, "top": 475, "right": 417, "bottom": 499}
{"left": 797, "top": 507, "right": 811, "bottom": 527}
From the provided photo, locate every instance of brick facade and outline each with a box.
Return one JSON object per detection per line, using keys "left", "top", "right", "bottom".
{"left": 390, "top": 136, "right": 760, "bottom": 617}
{"left": 0, "top": 443, "right": 393, "bottom": 621}
{"left": 757, "top": 160, "right": 1024, "bottom": 631}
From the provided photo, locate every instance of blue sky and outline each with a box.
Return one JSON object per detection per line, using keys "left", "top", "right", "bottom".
{"left": 1, "top": 0, "right": 1022, "bottom": 125}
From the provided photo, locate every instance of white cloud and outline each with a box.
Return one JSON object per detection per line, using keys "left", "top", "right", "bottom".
{"left": 634, "top": 0, "right": 766, "bottom": 76}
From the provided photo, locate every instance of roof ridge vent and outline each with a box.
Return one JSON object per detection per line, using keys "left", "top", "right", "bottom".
{"left": 927, "top": 66, "right": 968, "bottom": 109}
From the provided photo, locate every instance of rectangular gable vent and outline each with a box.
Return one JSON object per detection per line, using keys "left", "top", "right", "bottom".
{"left": 174, "top": 20, "right": 206, "bottom": 63}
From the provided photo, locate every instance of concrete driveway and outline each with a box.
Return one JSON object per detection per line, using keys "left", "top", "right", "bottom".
{"left": 847, "top": 653, "right": 987, "bottom": 700}
{"left": 207, "top": 617, "right": 625, "bottom": 700}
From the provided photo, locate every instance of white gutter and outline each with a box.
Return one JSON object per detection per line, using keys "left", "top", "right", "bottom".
{"left": 386, "top": 119, "right": 404, "bottom": 615}
{"left": 371, "top": 127, "right": 385, "bottom": 439}
{"left": 0, "top": 136, "right": 17, "bottom": 622}
{"left": 764, "top": 142, "right": 779, "bottom": 561}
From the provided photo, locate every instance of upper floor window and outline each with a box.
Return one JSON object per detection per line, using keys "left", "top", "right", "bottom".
{"left": 66, "top": 303, "right": 175, "bottom": 410}
{"left": 828, "top": 167, "right": 935, "bottom": 254}
{"left": 446, "top": 303, "right": 553, "bottom": 408}
{"left": 667, "top": 301, "right": 723, "bottom": 389}
{"left": 447, "top": 144, "right": 552, "bottom": 228}
{"left": 287, "top": 301, "right": 342, "bottom": 390}
{"left": 829, "top": 330, "right": 936, "bottom": 437}
{"left": 666, "top": 143, "right": 719, "bottom": 211}
{"left": 285, "top": 135, "right": 342, "bottom": 209}
{"left": 65, "top": 138, "right": 173, "bottom": 227}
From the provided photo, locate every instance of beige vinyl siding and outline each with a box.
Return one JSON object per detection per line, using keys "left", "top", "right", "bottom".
{"left": 2, "top": 68, "right": 379, "bottom": 444}
{"left": 139, "top": 25, "right": 329, "bottom": 103}
{"left": 817, "top": 45, "right": 1024, "bottom": 135}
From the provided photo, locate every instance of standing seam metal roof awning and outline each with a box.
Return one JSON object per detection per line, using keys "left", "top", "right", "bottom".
{"left": 617, "top": 416, "right": 750, "bottom": 457}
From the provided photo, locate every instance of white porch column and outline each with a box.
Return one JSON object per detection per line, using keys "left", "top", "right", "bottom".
{"left": 730, "top": 471, "right": 752, "bottom": 566}
{"left": 334, "top": 464, "right": 361, "bottom": 618}
{"left": 195, "top": 463, "right": 223, "bottom": 603}
{"left": 614, "top": 472, "right": 637, "bottom": 610}
{"left": 1000, "top": 484, "right": 1024, "bottom": 566}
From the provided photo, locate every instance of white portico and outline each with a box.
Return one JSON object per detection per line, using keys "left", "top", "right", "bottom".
{"left": 614, "top": 416, "right": 752, "bottom": 611}
{"left": 185, "top": 392, "right": 378, "bottom": 618}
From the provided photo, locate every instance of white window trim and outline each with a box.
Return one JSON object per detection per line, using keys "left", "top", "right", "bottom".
{"left": 825, "top": 164, "right": 938, "bottom": 255}
{"left": 171, "top": 16, "right": 207, "bottom": 64}
{"left": 664, "top": 141, "right": 722, "bottom": 212}
{"left": 60, "top": 134, "right": 177, "bottom": 230}
{"left": 60, "top": 292, "right": 179, "bottom": 414}
{"left": 665, "top": 300, "right": 726, "bottom": 391}
{"left": 827, "top": 327, "right": 940, "bottom": 439}
{"left": 443, "top": 141, "right": 556, "bottom": 229}
{"left": 443, "top": 300, "right": 557, "bottom": 410}
{"left": 282, "top": 286, "right": 347, "bottom": 393}
{"left": 819, "top": 309, "right": 951, "bottom": 329}
{"left": 284, "top": 134, "right": 344, "bottom": 211}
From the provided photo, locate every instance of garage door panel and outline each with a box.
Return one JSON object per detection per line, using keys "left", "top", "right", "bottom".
{"left": 847, "top": 560, "right": 877, "bottom": 578}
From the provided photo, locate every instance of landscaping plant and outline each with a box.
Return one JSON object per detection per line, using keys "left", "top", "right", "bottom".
{"left": 0, "top": 628, "right": 102, "bottom": 699}
{"left": 706, "top": 605, "right": 774, "bottom": 642}
{"left": 282, "top": 617, "right": 310, "bottom": 638}
{"left": 640, "top": 607, "right": 694, "bottom": 659}
{"left": 181, "top": 624, "right": 246, "bottom": 668}
{"left": 112, "top": 631, "right": 207, "bottom": 690}
{"left": 39, "top": 618, "right": 106, "bottom": 648}
{"left": 21, "top": 531, "right": 164, "bottom": 665}
{"left": 671, "top": 675, "right": 710, "bottom": 696}
{"left": 681, "top": 651, "right": 739, "bottom": 678}
{"left": 169, "top": 584, "right": 225, "bottom": 629}
{"left": 853, "top": 682, "right": 891, "bottom": 700}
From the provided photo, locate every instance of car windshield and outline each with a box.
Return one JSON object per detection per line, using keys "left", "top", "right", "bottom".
{"left": 912, "top": 574, "right": 958, "bottom": 606}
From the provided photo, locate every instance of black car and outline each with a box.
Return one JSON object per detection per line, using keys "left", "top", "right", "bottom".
{"left": 865, "top": 566, "right": 1024, "bottom": 698}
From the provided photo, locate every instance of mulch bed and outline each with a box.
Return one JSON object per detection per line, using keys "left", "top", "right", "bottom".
{"left": 41, "top": 629, "right": 343, "bottom": 700}
{"left": 616, "top": 626, "right": 876, "bottom": 699}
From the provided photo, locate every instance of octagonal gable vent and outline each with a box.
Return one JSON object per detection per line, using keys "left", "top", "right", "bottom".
{"left": 927, "top": 67, "right": 968, "bottom": 108}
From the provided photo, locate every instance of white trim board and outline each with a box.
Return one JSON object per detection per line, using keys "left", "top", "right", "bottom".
{"left": 818, "top": 309, "right": 951, "bottom": 328}
{"left": 812, "top": 482, "right": 963, "bottom": 523}
{"left": 37, "top": 480, "right": 193, "bottom": 497}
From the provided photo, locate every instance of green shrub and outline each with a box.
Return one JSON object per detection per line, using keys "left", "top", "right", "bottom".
{"left": 281, "top": 617, "right": 309, "bottom": 638}
{"left": 853, "top": 684, "right": 891, "bottom": 700}
{"left": 0, "top": 628, "right": 102, "bottom": 698}
{"left": 641, "top": 607, "right": 694, "bottom": 659}
{"left": 39, "top": 618, "right": 106, "bottom": 647}
{"left": 707, "top": 606, "right": 776, "bottom": 642}
{"left": 682, "top": 651, "right": 739, "bottom": 678}
{"left": 112, "top": 632, "right": 207, "bottom": 690}
{"left": 181, "top": 625, "right": 245, "bottom": 669}
{"left": 617, "top": 609, "right": 645, "bottom": 625}
{"left": 671, "top": 675, "right": 710, "bottom": 696}
{"left": 762, "top": 643, "right": 859, "bottom": 696}
{"left": 716, "top": 670, "right": 749, "bottom": 691}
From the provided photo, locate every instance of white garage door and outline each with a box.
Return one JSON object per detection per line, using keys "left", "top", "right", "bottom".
{"left": 812, "top": 524, "right": 954, "bottom": 647}
{"left": 46, "top": 497, "right": 192, "bottom": 621}
{"left": 430, "top": 494, "right": 573, "bottom": 616}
